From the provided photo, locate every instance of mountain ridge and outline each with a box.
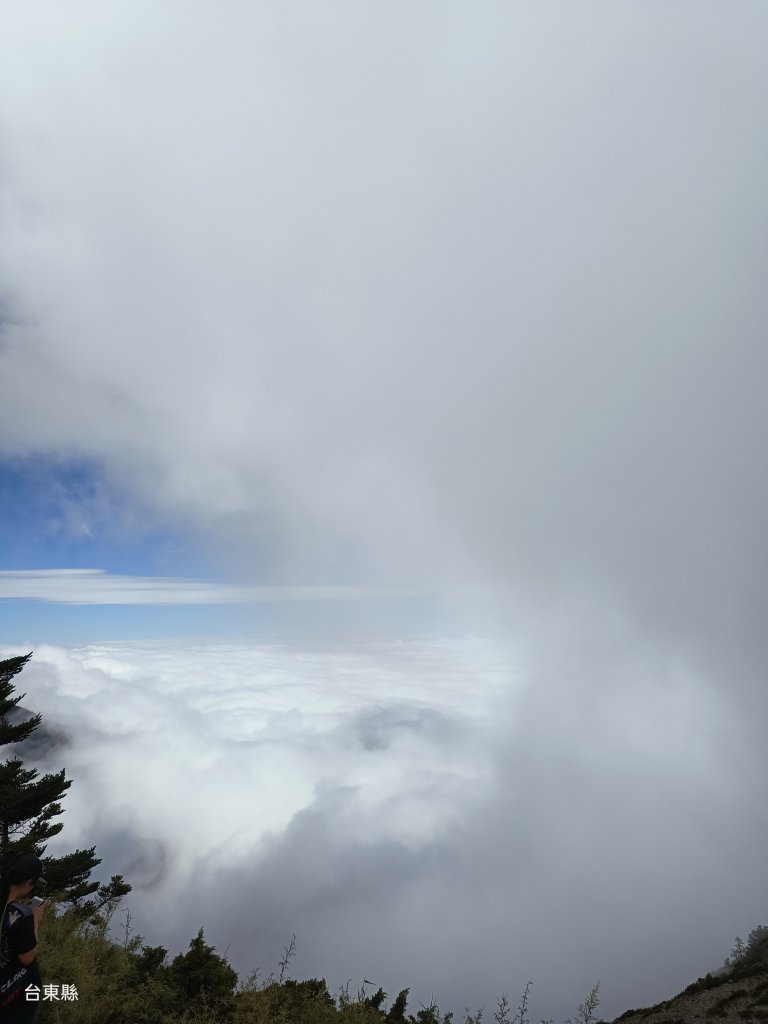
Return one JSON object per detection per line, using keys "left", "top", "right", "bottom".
{"left": 608, "top": 929, "right": 768, "bottom": 1024}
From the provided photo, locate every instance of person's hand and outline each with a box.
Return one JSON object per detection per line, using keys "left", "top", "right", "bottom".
{"left": 31, "top": 901, "right": 46, "bottom": 928}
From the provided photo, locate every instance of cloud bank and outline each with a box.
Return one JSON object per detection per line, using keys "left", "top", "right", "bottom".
{"left": 1, "top": 3, "right": 767, "bottom": 1020}
{"left": 2, "top": 4, "right": 765, "bottom": 615}
{"left": 0, "top": 569, "right": 420, "bottom": 605}
{"left": 7, "top": 639, "right": 765, "bottom": 1022}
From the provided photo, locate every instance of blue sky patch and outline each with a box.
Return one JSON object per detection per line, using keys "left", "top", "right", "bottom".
{"left": 0, "top": 455, "right": 211, "bottom": 577}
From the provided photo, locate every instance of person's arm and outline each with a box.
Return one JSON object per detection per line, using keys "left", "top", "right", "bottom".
{"left": 14, "top": 903, "right": 44, "bottom": 966}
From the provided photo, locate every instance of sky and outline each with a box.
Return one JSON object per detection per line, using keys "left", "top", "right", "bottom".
{"left": 1, "top": 2, "right": 767, "bottom": 1020}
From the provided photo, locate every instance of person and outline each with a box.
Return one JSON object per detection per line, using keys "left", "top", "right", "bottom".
{"left": 0, "top": 854, "right": 46, "bottom": 1023}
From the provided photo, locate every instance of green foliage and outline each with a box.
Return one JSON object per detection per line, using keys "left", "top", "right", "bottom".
{"left": 39, "top": 895, "right": 768, "bottom": 1024}
{"left": 742, "top": 925, "right": 768, "bottom": 961}
{"left": 168, "top": 927, "right": 238, "bottom": 1003}
{"left": 37, "top": 903, "right": 239, "bottom": 1023}
{"left": 131, "top": 942, "right": 169, "bottom": 980}
{"left": 385, "top": 988, "right": 410, "bottom": 1023}
{"left": 0, "top": 653, "right": 65, "bottom": 861}
{"left": 33, "top": 914, "right": 606, "bottom": 1024}
{"left": 408, "top": 997, "right": 454, "bottom": 1024}
{"left": 728, "top": 936, "right": 747, "bottom": 964}
{"left": 0, "top": 654, "right": 41, "bottom": 745}
{"left": 365, "top": 987, "right": 388, "bottom": 1012}
{"left": 682, "top": 972, "right": 723, "bottom": 995}
{"left": 721, "top": 922, "right": 768, "bottom": 990}
{"left": 235, "top": 977, "right": 340, "bottom": 1024}
{"left": 0, "top": 652, "right": 123, "bottom": 905}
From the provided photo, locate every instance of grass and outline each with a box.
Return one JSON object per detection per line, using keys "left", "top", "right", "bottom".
{"left": 32, "top": 899, "right": 768, "bottom": 1024}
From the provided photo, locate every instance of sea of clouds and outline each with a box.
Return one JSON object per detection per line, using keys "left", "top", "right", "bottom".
{"left": 5, "top": 632, "right": 762, "bottom": 1022}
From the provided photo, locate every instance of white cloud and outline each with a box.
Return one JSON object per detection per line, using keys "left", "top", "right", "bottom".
{"left": 0, "top": 569, "right": 422, "bottom": 605}
{"left": 2, "top": 3, "right": 765, "bottom": 605}
{"left": 5, "top": 638, "right": 764, "bottom": 1022}
{"left": 1, "top": 4, "right": 768, "bottom": 1019}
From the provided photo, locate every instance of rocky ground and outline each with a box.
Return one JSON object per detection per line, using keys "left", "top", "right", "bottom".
{"left": 607, "top": 934, "right": 768, "bottom": 1024}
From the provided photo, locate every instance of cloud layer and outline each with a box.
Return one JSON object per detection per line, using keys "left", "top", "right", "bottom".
{"left": 2, "top": 4, "right": 768, "bottom": 1020}
{"left": 0, "top": 569, "right": 420, "bottom": 605}
{"left": 7, "top": 639, "right": 765, "bottom": 1022}
{"left": 2, "top": 4, "right": 765, "bottom": 609}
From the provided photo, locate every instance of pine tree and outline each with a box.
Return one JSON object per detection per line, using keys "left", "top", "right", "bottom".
{"left": 168, "top": 928, "right": 238, "bottom": 1001}
{"left": 0, "top": 652, "right": 131, "bottom": 909}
